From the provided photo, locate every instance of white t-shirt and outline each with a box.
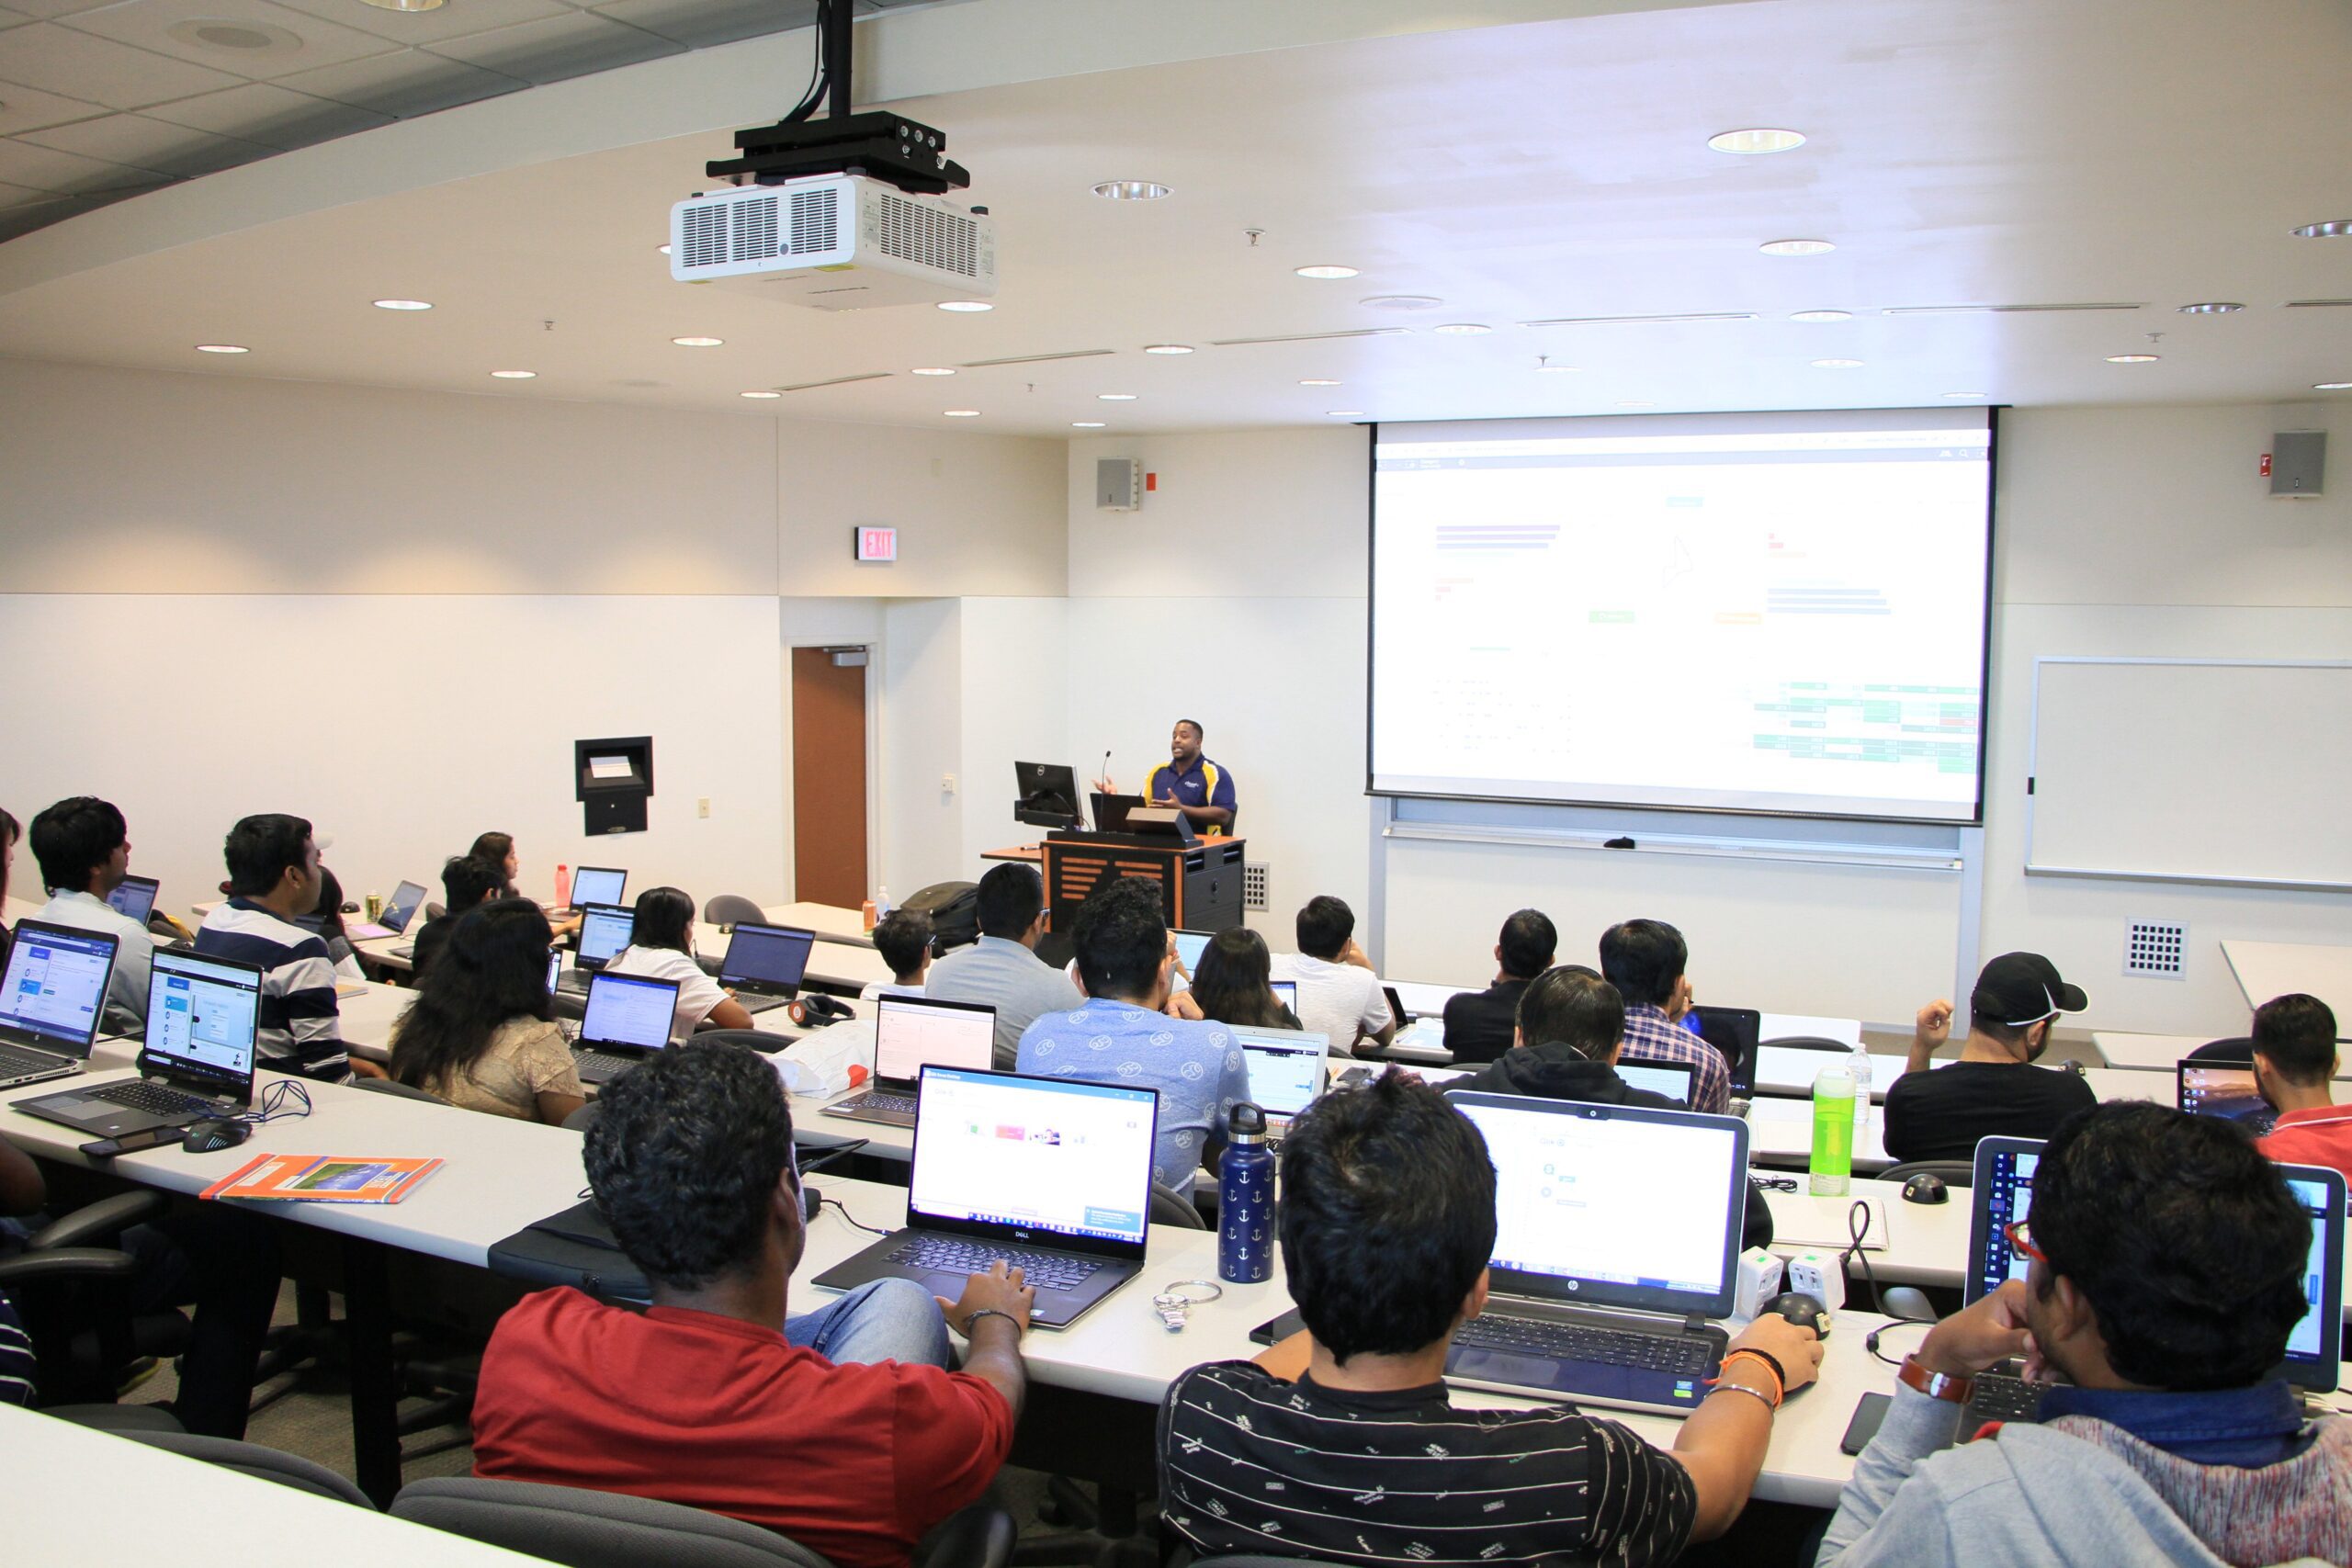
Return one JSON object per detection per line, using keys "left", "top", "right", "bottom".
{"left": 37, "top": 889, "right": 154, "bottom": 1021}
{"left": 606, "top": 944, "right": 729, "bottom": 1043}
{"left": 1269, "top": 952, "right": 1394, "bottom": 1050}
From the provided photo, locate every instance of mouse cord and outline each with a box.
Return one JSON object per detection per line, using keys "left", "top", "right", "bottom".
{"left": 1849, "top": 1197, "right": 1939, "bottom": 1367}
{"left": 797, "top": 1137, "right": 870, "bottom": 1176}
{"left": 823, "top": 1198, "right": 889, "bottom": 1236}
{"left": 238, "top": 1080, "right": 312, "bottom": 1125}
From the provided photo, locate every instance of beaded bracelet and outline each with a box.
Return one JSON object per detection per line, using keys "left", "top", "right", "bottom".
{"left": 1707, "top": 1349, "right": 1784, "bottom": 1409}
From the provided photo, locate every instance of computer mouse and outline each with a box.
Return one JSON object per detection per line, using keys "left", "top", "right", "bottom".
{"left": 1762, "top": 1291, "right": 1831, "bottom": 1337}
{"left": 1902, "top": 1172, "right": 1951, "bottom": 1205}
{"left": 181, "top": 1118, "right": 252, "bottom": 1155}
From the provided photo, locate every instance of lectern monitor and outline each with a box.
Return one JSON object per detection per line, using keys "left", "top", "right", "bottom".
{"left": 1016, "top": 761, "right": 1084, "bottom": 829}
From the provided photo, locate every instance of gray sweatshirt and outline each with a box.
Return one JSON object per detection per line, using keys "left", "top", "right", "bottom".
{"left": 1817, "top": 1383, "right": 2352, "bottom": 1567}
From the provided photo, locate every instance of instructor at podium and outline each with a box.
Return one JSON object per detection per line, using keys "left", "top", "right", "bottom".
{"left": 1102, "top": 719, "right": 1236, "bottom": 833}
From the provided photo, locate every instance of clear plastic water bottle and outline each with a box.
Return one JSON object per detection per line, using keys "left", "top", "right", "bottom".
{"left": 876, "top": 883, "right": 892, "bottom": 919}
{"left": 1810, "top": 1065, "right": 1855, "bottom": 1197}
{"left": 1849, "top": 1044, "right": 1874, "bottom": 1134}
{"left": 1218, "top": 1103, "right": 1275, "bottom": 1283}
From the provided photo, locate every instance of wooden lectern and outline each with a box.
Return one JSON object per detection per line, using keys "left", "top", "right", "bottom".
{"left": 1040, "top": 830, "right": 1247, "bottom": 934}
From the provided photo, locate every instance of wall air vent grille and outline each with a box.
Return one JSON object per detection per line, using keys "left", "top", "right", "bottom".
{"left": 2124, "top": 919, "right": 2188, "bottom": 979}
{"left": 1243, "top": 863, "right": 1270, "bottom": 912}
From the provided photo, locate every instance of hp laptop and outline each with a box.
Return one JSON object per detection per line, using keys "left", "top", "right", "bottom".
{"left": 567, "top": 866, "right": 628, "bottom": 914}
{"left": 1232, "top": 1026, "right": 1330, "bottom": 1135}
{"left": 1619, "top": 1060, "right": 1700, "bottom": 1107}
{"left": 557, "top": 903, "right": 636, "bottom": 995}
{"left": 813, "top": 1065, "right": 1156, "bottom": 1328}
{"left": 822, "top": 995, "right": 997, "bottom": 1127}
{"left": 715, "top": 921, "right": 815, "bottom": 1017}
{"left": 570, "top": 970, "right": 682, "bottom": 1086}
{"left": 1692, "top": 1005, "right": 1763, "bottom": 1096}
{"left": 106, "top": 875, "right": 161, "bottom": 927}
{"left": 16, "top": 950, "right": 260, "bottom": 1136}
{"left": 347, "top": 879, "right": 427, "bottom": 942}
{"left": 1443, "top": 1094, "right": 1751, "bottom": 1416}
{"left": 0, "top": 921, "right": 120, "bottom": 1089}
{"left": 2177, "top": 1058, "right": 2275, "bottom": 1136}
{"left": 1961, "top": 1136, "right": 2343, "bottom": 1430}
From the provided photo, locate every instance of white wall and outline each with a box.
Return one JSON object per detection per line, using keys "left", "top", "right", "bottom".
{"left": 877, "top": 598, "right": 966, "bottom": 900}
{"left": 956, "top": 597, "right": 1071, "bottom": 874}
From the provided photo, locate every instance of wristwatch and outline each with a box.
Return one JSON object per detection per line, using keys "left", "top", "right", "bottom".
{"left": 1897, "top": 1355, "right": 1976, "bottom": 1404}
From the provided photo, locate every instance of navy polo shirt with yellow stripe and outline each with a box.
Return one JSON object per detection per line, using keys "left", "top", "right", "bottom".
{"left": 1146, "top": 755, "right": 1236, "bottom": 824}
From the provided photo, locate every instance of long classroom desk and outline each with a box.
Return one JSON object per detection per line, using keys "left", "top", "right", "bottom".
{"left": 2222, "top": 940, "right": 2352, "bottom": 1036}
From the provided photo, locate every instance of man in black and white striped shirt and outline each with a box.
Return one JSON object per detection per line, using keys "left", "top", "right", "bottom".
{"left": 195, "top": 814, "right": 357, "bottom": 1083}
{"left": 1159, "top": 1072, "right": 1821, "bottom": 1567}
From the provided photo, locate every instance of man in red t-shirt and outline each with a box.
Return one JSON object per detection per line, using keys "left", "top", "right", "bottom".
{"left": 470, "top": 1042, "right": 1035, "bottom": 1568}
{"left": 2255, "top": 994, "right": 2352, "bottom": 1184}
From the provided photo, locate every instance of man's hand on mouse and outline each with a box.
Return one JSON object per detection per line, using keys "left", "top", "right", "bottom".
{"left": 1724, "top": 1312, "right": 1826, "bottom": 1396}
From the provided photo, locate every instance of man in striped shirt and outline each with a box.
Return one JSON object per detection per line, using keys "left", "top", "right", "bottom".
{"left": 195, "top": 814, "right": 359, "bottom": 1083}
{"left": 1601, "top": 918, "right": 1731, "bottom": 1114}
{"left": 1158, "top": 1072, "right": 1821, "bottom": 1567}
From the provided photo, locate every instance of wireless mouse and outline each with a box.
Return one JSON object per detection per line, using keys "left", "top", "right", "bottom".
{"left": 182, "top": 1118, "right": 252, "bottom": 1155}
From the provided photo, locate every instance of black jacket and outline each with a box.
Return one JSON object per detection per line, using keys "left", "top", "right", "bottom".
{"left": 1446, "top": 1043, "right": 1774, "bottom": 1252}
{"left": 1440, "top": 979, "right": 1531, "bottom": 1066}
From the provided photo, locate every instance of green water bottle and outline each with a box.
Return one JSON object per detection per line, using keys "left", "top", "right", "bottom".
{"left": 1810, "top": 1064, "right": 1856, "bottom": 1196}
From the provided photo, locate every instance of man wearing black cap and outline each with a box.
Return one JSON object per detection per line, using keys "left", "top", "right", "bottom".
{"left": 1882, "top": 952, "right": 2096, "bottom": 1165}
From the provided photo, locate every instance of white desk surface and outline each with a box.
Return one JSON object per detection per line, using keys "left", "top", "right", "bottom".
{"left": 760, "top": 901, "right": 880, "bottom": 947}
{"left": 346, "top": 922, "right": 895, "bottom": 993}
{"left": 2222, "top": 941, "right": 2352, "bottom": 1037}
{"left": 2, "top": 1404, "right": 542, "bottom": 1564}
{"left": 2092, "top": 1031, "right": 2226, "bottom": 1072}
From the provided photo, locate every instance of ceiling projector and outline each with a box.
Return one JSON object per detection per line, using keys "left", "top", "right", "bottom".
{"left": 669, "top": 173, "right": 996, "bottom": 310}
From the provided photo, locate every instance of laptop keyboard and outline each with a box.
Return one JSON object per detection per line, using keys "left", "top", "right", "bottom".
{"left": 0, "top": 1042, "right": 73, "bottom": 1077}
{"left": 1452, "top": 1314, "right": 1716, "bottom": 1375}
{"left": 860, "top": 1089, "right": 916, "bottom": 1116}
{"left": 887, "top": 1235, "right": 1104, "bottom": 1293}
{"left": 574, "top": 1051, "right": 639, "bottom": 1080}
{"left": 91, "top": 1079, "right": 224, "bottom": 1119}
{"left": 1963, "top": 1371, "right": 2048, "bottom": 1429}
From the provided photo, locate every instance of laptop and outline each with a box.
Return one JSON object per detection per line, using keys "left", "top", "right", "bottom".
{"left": 1442, "top": 1094, "right": 1750, "bottom": 1416}
{"left": 2177, "top": 1058, "right": 2275, "bottom": 1136}
{"left": 0, "top": 921, "right": 120, "bottom": 1089}
{"left": 545, "top": 949, "right": 563, "bottom": 998}
{"left": 1233, "top": 1026, "right": 1330, "bottom": 1134}
{"left": 813, "top": 1065, "right": 1156, "bottom": 1328}
{"left": 1091, "top": 792, "right": 1144, "bottom": 834}
{"left": 1959, "top": 1135, "right": 2346, "bottom": 1431}
{"left": 1171, "top": 928, "right": 1216, "bottom": 976}
{"left": 822, "top": 995, "right": 998, "bottom": 1126}
{"left": 570, "top": 970, "right": 682, "bottom": 1086}
{"left": 714, "top": 921, "right": 815, "bottom": 1017}
{"left": 1271, "top": 978, "right": 1299, "bottom": 1014}
{"left": 558, "top": 903, "right": 636, "bottom": 994}
{"left": 567, "top": 866, "right": 627, "bottom": 914}
{"left": 15, "top": 950, "right": 260, "bottom": 1136}
{"left": 347, "top": 879, "right": 427, "bottom": 942}
{"left": 1691, "top": 1005, "right": 1763, "bottom": 1096}
{"left": 106, "top": 875, "right": 161, "bottom": 927}
{"left": 1619, "top": 1059, "right": 1700, "bottom": 1107}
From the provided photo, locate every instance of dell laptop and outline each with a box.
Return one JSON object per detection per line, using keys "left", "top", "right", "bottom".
{"left": 1442, "top": 1094, "right": 1751, "bottom": 1416}
{"left": 1231, "top": 1025, "right": 1330, "bottom": 1135}
{"left": 558, "top": 902, "right": 636, "bottom": 995}
{"left": 1618, "top": 1059, "right": 1700, "bottom": 1107}
{"left": 348, "top": 879, "right": 427, "bottom": 942}
{"left": 567, "top": 866, "right": 628, "bottom": 914}
{"left": 715, "top": 921, "right": 815, "bottom": 1017}
{"left": 1960, "top": 1135, "right": 2343, "bottom": 1430}
{"left": 105, "top": 875, "right": 161, "bottom": 928}
{"left": 1692, "top": 1005, "right": 1763, "bottom": 1096}
{"left": 813, "top": 1065, "right": 1156, "bottom": 1328}
{"left": 0, "top": 921, "right": 120, "bottom": 1090}
{"left": 568, "top": 970, "right": 681, "bottom": 1086}
{"left": 2177, "top": 1058, "right": 2275, "bottom": 1136}
{"left": 822, "top": 994, "right": 997, "bottom": 1127}
{"left": 16, "top": 950, "right": 260, "bottom": 1136}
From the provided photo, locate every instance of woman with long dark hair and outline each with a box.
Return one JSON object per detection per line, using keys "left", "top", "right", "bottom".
{"left": 1186, "top": 928, "right": 1304, "bottom": 1031}
{"left": 606, "top": 885, "right": 755, "bottom": 1041}
{"left": 469, "top": 831, "right": 520, "bottom": 898}
{"left": 389, "top": 898, "right": 582, "bottom": 1123}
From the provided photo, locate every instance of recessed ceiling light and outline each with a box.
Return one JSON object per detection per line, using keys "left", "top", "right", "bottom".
{"left": 1327, "top": 410, "right": 1365, "bottom": 417}
{"left": 1708, "top": 128, "right": 1806, "bottom": 155}
{"left": 1299, "top": 378, "right": 1340, "bottom": 387}
{"left": 656, "top": 243, "right": 671, "bottom": 255}
{"left": 672, "top": 336, "right": 724, "bottom": 347}
{"left": 168, "top": 17, "right": 300, "bottom": 53}
{"left": 1790, "top": 309, "right": 1852, "bottom": 322}
{"left": 490, "top": 370, "right": 536, "bottom": 379}
{"left": 944, "top": 409, "right": 982, "bottom": 417}
{"left": 356, "top": 0, "right": 444, "bottom": 10}
{"left": 1098, "top": 392, "right": 1137, "bottom": 400}
{"left": 1361, "top": 295, "right": 1442, "bottom": 311}
{"left": 1941, "top": 391, "right": 1988, "bottom": 399}
{"left": 372, "top": 299, "right": 432, "bottom": 310}
{"left": 1432, "top": 322, "right": 1492, "bottom": 335}
{"left": 1142, "top": 344, "right": 1194, "bottom": 355}
{"left": 937, "top": 299, "right": 993, "bottom": 312}
{"left": 2313, "top": 381, "right": 2352, "bottom": 390}
{"left": 911, "top": 367, "right": 956, "bottom": 376}
{"left": 1758, "top": 239, "right": 1836, "bottom": 256}
{"left": 1811, "top": 357, "right": 1865, "bottom": 368}
{"left": 2106, "top": 353, "right": 2160, "bottom": 363}
{"left": 2176, "top": 301, "right": 2244, "bottom": 314}
{"left": 194, "top": 344, "right": 248, "bottom": 354}
{"left": 1091, "top": 180, "right": 1170, "bottom": 200}
{"left": 1295, "top": 265, "right": 1360, "bottom": 279}
{"left": 741, "top": 390, "right": 782, "bottom": 399}
{"left": 1071, "top": 421, "right": 1107, "bottom": 427}
{"left": 2291, "top": 220, "right": 2352, "bottom": 239}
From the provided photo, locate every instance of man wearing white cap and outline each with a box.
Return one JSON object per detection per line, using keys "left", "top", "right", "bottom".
{"left": 1883, "top": 952, "right": 2094, "bottom": 1164}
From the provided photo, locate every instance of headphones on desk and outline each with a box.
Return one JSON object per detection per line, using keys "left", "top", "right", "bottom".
{"left": 789, "top": 994, "right": 856, "bottom": 1027}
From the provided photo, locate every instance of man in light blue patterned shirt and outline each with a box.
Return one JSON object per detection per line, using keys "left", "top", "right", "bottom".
{"left": 1015, "top": 876, "right": 1248, "bottom": 1189}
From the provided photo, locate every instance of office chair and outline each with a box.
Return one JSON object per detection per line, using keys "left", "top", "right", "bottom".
{"left": 1762, "top": 1034, "right": 1855, "bottom": 1054}
{"left": 118, "top": 1428, "right": 375, "bottom": 1507}
{"left": 0, "top": 1190, "right": 192, "bottom": 1410}
{"left": 1192, "top": 1559, "right": 1357, "bottom": 1567}
{"left": 705, "top": 895, "right": 765, "bottom": 930}
{"left": 693, "top": 1028, "right": 786, "bottom": 1055}
{"left": 561, "top": 1101, "right": 600, "bottom": 1133}
{"left": 352, "top": 1077, "right": 450, "bottom": 1106}
{"left": 2188, "top": 1035, "right": 2256, "bottom": 1063}
{"left": 393, "top": 1477, "right": 1015, "bottom": 1568}
{"left": 1149, "top": 1182, "right": 1205, "bottom": 1230}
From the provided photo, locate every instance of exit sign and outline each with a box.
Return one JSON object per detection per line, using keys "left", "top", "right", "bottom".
{"left": 853, "top": 526, "right": 898, "bottom": 563}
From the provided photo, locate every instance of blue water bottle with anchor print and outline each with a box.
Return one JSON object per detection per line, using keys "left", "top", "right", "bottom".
{"left": 1218, "top": 1102, "right": 1274, "bottom": 1283}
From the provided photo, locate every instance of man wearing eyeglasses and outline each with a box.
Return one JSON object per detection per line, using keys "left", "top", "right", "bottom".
{"left": 1882, "top": 953, "right": 2097, "bottom": 1164}
{"left": 1819, "top": 1102, "right": 2352, "bottom": 1565}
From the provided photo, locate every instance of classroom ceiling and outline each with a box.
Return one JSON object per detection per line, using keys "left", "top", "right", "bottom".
{"left": 0, "top": 0, "right": 2347, "bottom": 434}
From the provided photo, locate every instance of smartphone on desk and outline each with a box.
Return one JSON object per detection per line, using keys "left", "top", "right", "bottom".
{"left": 1840, "top": 1393, "right": 1892, "bottom": 1455}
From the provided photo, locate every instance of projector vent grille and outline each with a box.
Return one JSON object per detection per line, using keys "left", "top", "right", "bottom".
{"left": 871, "top": 189, "right": 978, "bottom": 277}
{"left": 786, "top": 187, "right": 837, "bottom": 255}
{"left": 680, "top": 204, "right": 728, "bottom": 270}
{"left": 2124, "top": 919, "right": 2188, "bottom": 979}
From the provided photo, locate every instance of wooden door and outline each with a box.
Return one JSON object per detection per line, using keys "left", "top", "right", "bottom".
{"left": 791, "top": 647, "right": 869, "bottom": 908}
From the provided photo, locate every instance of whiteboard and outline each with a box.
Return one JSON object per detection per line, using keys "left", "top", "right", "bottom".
{"left": 2027, "top": 659, "right": 2352, "bottom": 889}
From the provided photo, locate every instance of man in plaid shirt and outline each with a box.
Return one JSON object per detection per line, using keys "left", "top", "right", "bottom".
{"left": 1600, "top": 918, "right": 1729, "bottom": 1114}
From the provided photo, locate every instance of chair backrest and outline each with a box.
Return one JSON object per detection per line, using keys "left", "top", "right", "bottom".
{"left": 352, "top": 1076, "right": 450, "bottom": 1106}
{"left": 1763, "top": 1035, "right": 1854, "bottom": 1053}
{"left": 1192, "top": 1557, "right": 1362, "bottom": 1567}
{"left": 1151, "top": 1181, "right": 1205, "bottom": 1229}
{"left": 2188, "top": 1035, "right": 2256, "bottom": 1064}
{"left": 693, "top": 1028, "right": 785, "bottom": 1055}
{"left": 705, "top": 895, "right": 766, "bottom": 929}
{"left": 424, "top": 901, "right": 447, "bottom": 920}
{"left": 120, "top": 1430, "right": 375, "bottom": 1508}
{"left": 562, "top": 1101, "right": 600, "bottom": 1133}
{"left": 391, "top": 1476, "right": 834, "bottom": 1567}
{"left": 1880, "top": 1159, "right": 1974, "bottom": 1187}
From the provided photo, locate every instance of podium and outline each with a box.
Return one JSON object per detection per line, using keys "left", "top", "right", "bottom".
{"left": 1040, "top": 831, "right": 1247, "bottom": 934}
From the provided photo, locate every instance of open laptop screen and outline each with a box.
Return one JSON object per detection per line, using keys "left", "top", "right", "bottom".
{"left": 909, "top": 1066, "right": 1157, "bottom": 1249}
{"left": 379, "top": 880, "right": 427, "bottom": 934}
{"left": 545, "top": 950, "right": 563, "bottom": 997}
{"left": 1171, "top": 930, "right": 1216, "bottom": 975}
{"left": 1618, "top": 1060, "right": 1698, "bottom": 1106}
{"left": 580, "top": 972, "right": 676, "bottom": 1049}
{"left": 0, "top": 921, "right": 119, "bottom": 1050}
{"left": 2177, "top": 1060, "right": 2273, "bottom": 1134}
{"left": 1691, "top": 1005, "right": 1762, "bottom": 1094}
{"left": 1451, "top": 1094, "right": 1747, "bottom": 1318}
{"left": 1232, "top": 1027, "right": 1329, "bottom": 1118}
{"left": 107, "top": 876, "right": 160, "bottom": 926}
{"left": 875, "top": 996, "right": 997, "bottom": 1083}
{"left": 571, "top": 867, "right": 627, "bottom": 910}
{"left": 719, "top": 923, "right": 814, "bottom": 995}
{"left": 1270, "top": 979, "right": 1299, "bottom": 1013}
{"left": 141, "top": 950, "right": 259, "bottom": 1096}
{"left": 576, "top": 905, "right": 635, "bottom": 971}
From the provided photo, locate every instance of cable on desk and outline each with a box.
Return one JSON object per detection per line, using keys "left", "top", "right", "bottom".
{"left": 1845, "top": 1197, "right": 1941, "bottom": 1367}
{"left": 238, "top": 1080, "right": 312, "bottom": 1126}
{"left": 823, "top": 1198, "right": 890, "bottom": 1236}
{"left": 797, "top": 1137, "right": 870, "bottom": 1176}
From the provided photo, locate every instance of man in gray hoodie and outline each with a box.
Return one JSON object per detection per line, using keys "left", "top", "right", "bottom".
{"left": 1819, "top": 1101, "right": 2352, "bottom": 1567}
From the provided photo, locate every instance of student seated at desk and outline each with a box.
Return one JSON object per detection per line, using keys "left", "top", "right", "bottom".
{"left": 0, "top": 1134, "right": 39, "bottom": 1407}
{"left": 311, "top": 866, "right": 368, "bottom": 984}
{"left": 1443, "top": 965, "right": 1772, "bottom": 1250}
{"left": 389, "top": 899, "right": 583, "bottom": 1125}
{"left": 859, "top": 908, "right": 932, "bottom": 1001}
{"left": 922, "top": 863, "right": 1080, "bottom": 1069}
{"left": 1441, "top": 907, "right": 1557, "bottom": 1066}
{"left": 1883, "top": 953, "right": 2096, "bottom": 1165}
{"left": 409, "top": 853, "right": 504, "bottom": 983}
{"left": 1270, "top": 895, "right": 1396, "bottom": 1056}
{"left": 606, "top": 886, "right": 755, "bottom": 1041}
{"left": 195, "top": 813, "right": 363, "bottom": 1082}
{"left": 1016, "top": 876, "right": 1247, "bottom": 1188}
{"left": 2255, "top": 993, "right": 2352, "bottom": 1183}
{"left": 471, "top": 1043, "right": 1027, "bottom": 1568}
{"left": 1600, "top": 917, "right": 1730, "bottom": 1114}
{"left": 1821, "top": 1102, "right": 2352, "bottom": 1567}
{"left": 1161, "top": 1073, "right": 1821, "bottom": 1567}
{"left": 470, "top": 830, "right": 579, "bottom": 938}
{"left": 28, "top": 795, "right": 154, "bottom": 1023}
{"left": 0, "top": 807, "right": 17, "bottom": 966}
{"left": 1175, "top": 927, "right": 1302, "bottom": 1032}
